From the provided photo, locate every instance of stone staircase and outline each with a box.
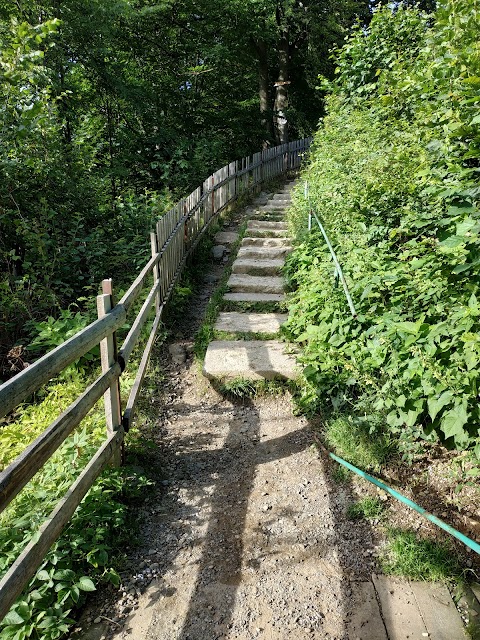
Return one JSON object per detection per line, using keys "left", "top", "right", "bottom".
{"left": 203, "top": 181, "right": 298, "bottom": 382}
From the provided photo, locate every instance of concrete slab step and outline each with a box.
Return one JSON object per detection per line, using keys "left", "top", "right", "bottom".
{"left": 214, "top": 312, "right": 288, "bottom": 334}
{"left": 268, "top": 197, "right": 291, "bottom": 204}
{"left": 232, "top": 257, "right": 284, "bottom": 276}
{"left": 203, "top": 340, "right": 297, "bottom": 381}
{"left": 227, "top": 274, "right": 284, "bottom": 294}
{"left": 245, "top": 228, "right": 289, "bottom": 239}
{"left": 223, "top": 292, "right": 285, "bottom": 303}
{"left": 259, "top": 205, "right": 290, "bottom": 213}
{"left": 247, "top": 220, "right": 288, "bottom": 230}
{"left": 237, "top": 245, "right": 292, "bottom": 259}
{"left": 241, "top": 237, "right": 291, "bottom": 248}
{"left": 372, "top": 575, "right": 467, "bottom": 640}
{"left": 348, "top": 582, "right": 388, "bottom": 640}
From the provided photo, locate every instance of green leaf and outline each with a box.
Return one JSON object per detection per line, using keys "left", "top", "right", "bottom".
{"left": 427, "top": 390, "right": 453, "bottom": 422}
{"left": 36, "top": 570, "right": 50, "bottom": 581}
{"left": 441, "top": 403, "right": 468, "bottom": 440}
{"left": 456, "top": 218, "right": 477, "bottom": 236}
{"left": 439, "top": 235, "right": 465, "bottom": 249}
{"left": 3, "top": 611, "right": 24, "bottom": 626}
{"left": 77, "top": 576, "right": 96, "bottom": 592}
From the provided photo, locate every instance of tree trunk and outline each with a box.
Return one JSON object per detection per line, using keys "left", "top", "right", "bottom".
{"left": 252, "top": 39, "right": 271, "bottom": 146}
{"left": 273, "top": 33, "right": 289, "bottom": 145}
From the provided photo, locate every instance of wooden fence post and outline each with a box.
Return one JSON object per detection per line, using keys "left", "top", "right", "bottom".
{"left": 96, "top": 279, "right": 123, "bottom": 466}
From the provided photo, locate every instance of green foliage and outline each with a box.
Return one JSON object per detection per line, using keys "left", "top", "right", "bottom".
{"left": 382, "top": 528, "right": 461, "bottom": 582}
{"left": 347, "top": 496, "right": 385, "bottom": 520}
{"left": 25, "top": 308, "right": 99, "bottom": 378}
{"left": 0, "top": 459, "right": 151, "bottom": 640}
{"left": 286, "top": 0, "right": 480, "bottom": 456}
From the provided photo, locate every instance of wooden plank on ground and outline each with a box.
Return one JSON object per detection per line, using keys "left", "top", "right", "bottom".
{"left": 372, "top": 574, "right": 427, "bottom": 640}
{"left": 410, "top": 581, "right": 466, "bottom": 640}
{"left": 348, "top": 581, "right": 388, "bottom": 640}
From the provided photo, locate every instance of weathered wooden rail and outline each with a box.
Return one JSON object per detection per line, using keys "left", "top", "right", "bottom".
{"left": 0, "top": 138, "right": 312, "bottom": 621}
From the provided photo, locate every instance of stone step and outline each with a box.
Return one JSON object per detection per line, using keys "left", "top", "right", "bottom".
{"left": 237, "top": 245, "right": 291, "bottom": 259}
{"left": 214, "top": 312, "right": 288, "bottom": 334}
{"left": 247, "top": 220, "right": 288, "bottom": 230}
{"left": 268, "top": 197, "right": 291, "bottom": 204}
{"left": 245, "top": 228, "right": 289, "bottom": 239}
{"left": 203, "top": 340, "right": 297, "bottom": 381}
{"left": 223, "top": 292, "right": 285, "bottom": 303}
{"left": 232, "top": 257, "right": 284, "bottom": 276}
{"left": 227, "top": 274, "right": 284, "bottom": 294}
{"left": 241, "top": 237, "right": 291, "bottom": 248}
{"left": 250, "top": 212, "right": 285, "bottom": 221}
{"left": 259, "top": 205, "right": 290, "bottom": 212}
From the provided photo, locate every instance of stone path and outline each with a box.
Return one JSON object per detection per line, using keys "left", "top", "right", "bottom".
{"left": 204, "top": 182, "right": 298, "bottom": 382}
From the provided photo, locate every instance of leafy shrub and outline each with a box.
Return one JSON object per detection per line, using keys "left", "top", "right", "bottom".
{"left": 286, "top": 0, "right": 480, "bottom": 458}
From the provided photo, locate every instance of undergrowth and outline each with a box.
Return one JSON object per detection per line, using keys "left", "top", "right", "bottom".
{"left": 216, "top": 376, "right": 294, "bottom": 399}
{"left": 286, "top": 0, "right": 480, "bottom": 461}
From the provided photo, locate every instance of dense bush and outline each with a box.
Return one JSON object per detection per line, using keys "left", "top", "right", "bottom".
{"left": 285, "top": 1, "right": 480, "bottom": 457}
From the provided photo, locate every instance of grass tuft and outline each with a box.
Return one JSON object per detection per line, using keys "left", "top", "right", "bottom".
{"left": 217, "top": 377, "right": 292, "bottom": 399}
{"left": 324, "top": 414, "right": 396, "bottom": 472}
{"left": 347, "top": 496, "right": 385, "bottom": 520}
{"left": 382, "top": 528, "right": 461, "bottom": 582}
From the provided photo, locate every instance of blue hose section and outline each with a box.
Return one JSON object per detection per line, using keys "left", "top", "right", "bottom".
{"left": 329, "top": 452, "right": 480, "bottom": 556}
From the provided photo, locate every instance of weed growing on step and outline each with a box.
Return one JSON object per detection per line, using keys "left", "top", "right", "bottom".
{"left": 347, "top": 496, "right": 385, "bottom": 521}
{"left": 331, "top": 464, "right": 351, "bottom": 484}
{"left": 382, "top": 528, "right": 461, "bottom": 582}
{"left": 213, "top": 330, "right": 280, "bottom": 342}
{"left": 219, "top": 299, "right": 287, "bottom": 314}
{"left": 217, "top": 377, "right": 292, "bottom": 399}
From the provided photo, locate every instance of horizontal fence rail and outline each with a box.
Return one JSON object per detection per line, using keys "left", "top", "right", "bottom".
{"left": 0, "top": 137, "right": 312, "bottom": 622}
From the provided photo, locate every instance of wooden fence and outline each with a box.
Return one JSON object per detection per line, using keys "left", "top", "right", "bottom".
{"left": 0, "top": 137, "right": 312, "bottom": 621}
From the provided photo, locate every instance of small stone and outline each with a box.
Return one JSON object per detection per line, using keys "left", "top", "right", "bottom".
{"left": 93, "top": 617, "right": 102, "bottom": 624}
{"left": 212, "top": 245, "right": 226, "bottom": 260}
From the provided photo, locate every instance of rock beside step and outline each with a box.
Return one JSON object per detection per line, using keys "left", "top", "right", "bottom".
{"left": 214, "top": 312, "right": 288, "bottom": 334}
{"left": 203, "top": 340, "right": 297, "bottom": 381}
{"left": 223, "top": 292, "right": 285, "bottom": 303}
{"left": 232, "top": 258, "right": 284, "bottom": 276}
{"left": 214, "top": 231, "right": 239, "bottom": 245}
{"left": 227, "top": 274, "right": 284, "bottom": 294}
